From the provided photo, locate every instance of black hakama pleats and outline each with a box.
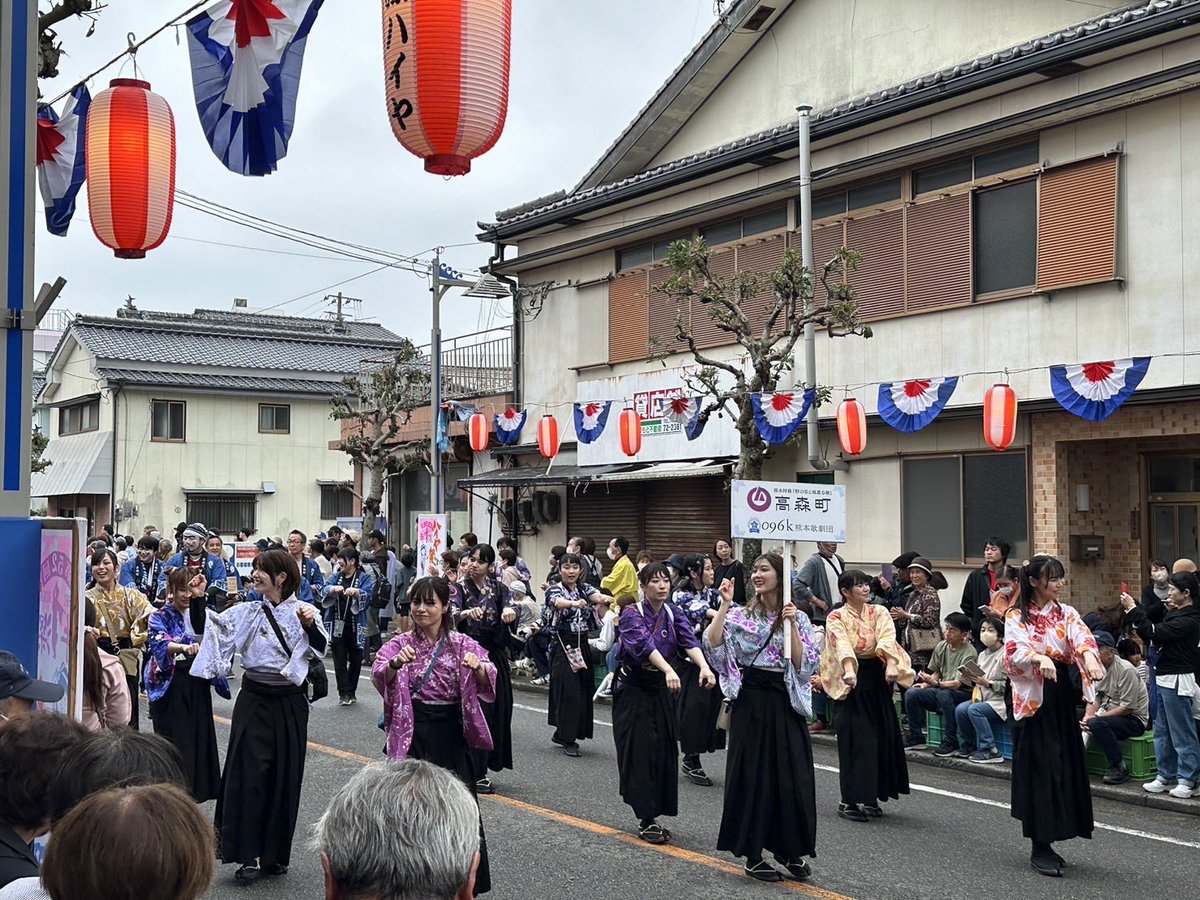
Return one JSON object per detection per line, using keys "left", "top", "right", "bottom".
{"left": 613, "top": 666, "right": 678, "bottom": 822}
{"left": 717, "top": 668, "right": 817, "bottom": 861}
{"left": 411, "top": 702, "right": 492, "bottom": 895}
{"left": 215, "top": 678, "right": 308, "bottom": 869}
{"left": 548, "top": 632, "right": 595, "bottom": 745}
{"left": 474, "top": 641, "right": 513, "bottom": 776}
{"left": 148, "top": 660, "right": 220, "bottom": 803}
{"left": 676, "top": 658, "right": 726, "bottom": 756}
{"left": 1010, "top": 660, "right": 1094, "bottom": 843}
{"left": 834, "top": 656, "right": 909, "bottom": 806}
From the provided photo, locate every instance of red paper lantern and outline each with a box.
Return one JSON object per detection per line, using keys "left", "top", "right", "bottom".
{"left": 382, "top": 0, "right": 512, "bottom": 175}
{"left": 836, "top": 398, "right": 867, "bottom": 456}
{"left": 86, "top": 78, "right": 175, "bottom": 258}
{"left": 536, "top": 415, "right": 559, "bottom": 459}
{"left": 618, "top": 408, "right": 642, "bottom": 457}
{"left": 983, "top": 383, "right": 1018, "bottom": 451}
{"left": 468, "top": 413, "right": 489, "bottom": 452}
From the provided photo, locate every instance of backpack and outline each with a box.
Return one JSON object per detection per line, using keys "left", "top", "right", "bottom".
{"left": 362, "top": 561, "right": 393, "bottom": 609}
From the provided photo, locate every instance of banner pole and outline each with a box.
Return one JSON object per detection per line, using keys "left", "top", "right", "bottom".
{"left": 782, "top": 540, "right": 793, "bottom": 659}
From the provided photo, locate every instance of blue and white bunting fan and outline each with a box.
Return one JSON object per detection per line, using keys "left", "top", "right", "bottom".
{"left": 1050, "top": 358, "right": 1150, "bottom": 422}
{"left": 751, "top": 390, "right": 814, "bottom": 444}
{"left": 573, "top": 401, "right": 612, "bottom": 444}
{"left": 494, "top": 409, "right": 526, "bottom": 446}
{"left": 877, "top": 377, "right": 958, "bottom": 433}
{"left": 665, "top": 395, "right": 706, "bottom": 441}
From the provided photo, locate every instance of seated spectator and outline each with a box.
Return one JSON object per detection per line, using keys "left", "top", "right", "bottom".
{"left": 312, "top": 758, "right": 481, "bottom": 900}
{"left": 904, "top": 612, "right": 976, "bottom": 753}
{"left": 952, "top": 618, "right": 1008, "bottom": 763}
{"left": 1082, "top": 631, "right": 1150, "bottom": 785}
{"left": 1117, "top": 638, "right": 1150, "bottom": 688}
{"left": 0, "top": 652, "right": 65, "bottom": 723}
{"left": 39, "top": 784, "right": 213, "bottom": 900}
{"left": 0, "top": 712, "right": 88, "bottom": 888}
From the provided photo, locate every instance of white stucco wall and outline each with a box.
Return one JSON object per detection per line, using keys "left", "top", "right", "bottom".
{"left": 47, "top": 340, "right": 112, "bottom": 437}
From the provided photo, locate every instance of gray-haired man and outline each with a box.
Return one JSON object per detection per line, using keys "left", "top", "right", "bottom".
{"left": 312, "top": 759, "right": 481, "bottom": 900}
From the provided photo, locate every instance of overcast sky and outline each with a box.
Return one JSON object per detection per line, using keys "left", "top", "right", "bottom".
{"left": 34, "top": 1, "right": 718, "bottom": 344}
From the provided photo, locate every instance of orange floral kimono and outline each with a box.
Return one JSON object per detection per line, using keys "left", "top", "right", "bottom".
{"left": 1004, "top": 601, "right": 1098, "bottom": 720}
{"left": 819, "top": 602, "right": 915, "bottom": 702}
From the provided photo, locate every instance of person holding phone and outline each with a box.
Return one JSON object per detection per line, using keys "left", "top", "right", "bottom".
{"left": 1005, "top": 555, "right": 1104, "bottom": 878}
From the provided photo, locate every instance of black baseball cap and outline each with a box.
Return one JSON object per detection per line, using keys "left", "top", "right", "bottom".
{"left": 0, "top": 651, "right": 65, "bottom": 704}
{"left": 369, "top": 529, "right": 386, "bottom": 542}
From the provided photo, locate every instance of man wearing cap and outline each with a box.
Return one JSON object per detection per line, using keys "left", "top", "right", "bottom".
{"left": 156, "top": 523, "right": 229, "bottom": 607}
{"left": 877, "top": 551, "right": 919, "bottom": 611}
{"left": 0, "top": 651, "right": 64, "bottom": 722}
{"left": 1081, "top": 630, "right": 1149, "bottom": 785}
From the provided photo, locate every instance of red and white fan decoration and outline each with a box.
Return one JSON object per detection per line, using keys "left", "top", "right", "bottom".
{"left": 1049, "top": 358, "right": 1150, "bottom": 422}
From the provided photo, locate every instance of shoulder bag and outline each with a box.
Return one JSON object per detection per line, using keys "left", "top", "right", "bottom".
{"left": 261, "top": 602, "right": 329, "bottom": 703}
{"left": 717, "top": 617, "right": 776, "bottom": 731}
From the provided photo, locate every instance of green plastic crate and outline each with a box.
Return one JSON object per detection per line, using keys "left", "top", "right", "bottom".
{"left": 1085, "top": 731, "right": 1157, "bottom": 779}
{"left": 926, "top": 710, "right": 944, "bottom": 746}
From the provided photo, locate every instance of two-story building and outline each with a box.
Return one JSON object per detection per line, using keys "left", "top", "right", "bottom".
{"left": 473, "top": 0, "right": 1200, "bottom": 611}
{"left": 33, "top": 304, "right": 404, "bottom": 538}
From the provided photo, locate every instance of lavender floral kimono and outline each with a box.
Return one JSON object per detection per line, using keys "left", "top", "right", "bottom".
{"left": 704, "top": 606, "right": 820, "bottom": 718}
{"left": 372, "top": 629, "right": 497, "bottom": 760}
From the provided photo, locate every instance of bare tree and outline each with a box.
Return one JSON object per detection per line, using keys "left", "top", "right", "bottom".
{"left": 659, "top": 237, "right": 869, "bottom": 484}
{"left": 39, "top": 0, "right": 102, "bottom": 80}
{"left": 330, "top": 339, "right": 431, "bottom": 548}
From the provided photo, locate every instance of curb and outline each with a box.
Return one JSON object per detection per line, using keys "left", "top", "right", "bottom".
{"left": 512, "top": 674, "right": 1198, "bottom": 818}
{"left": 808, "top": 732, "right": 1200, "bottom": 818}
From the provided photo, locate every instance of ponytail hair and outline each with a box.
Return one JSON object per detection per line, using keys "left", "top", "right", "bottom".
{"left": 1015, "top": 554, "right": 1066, "bottom": 623}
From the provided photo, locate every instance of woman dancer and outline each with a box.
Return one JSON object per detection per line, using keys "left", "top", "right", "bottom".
{"left": 373, "top": 576, "right": 495, "bottom": 895}
{"left": 613, "top": 562, "right": 715, "bottom": 845}
{"left": 1006, "top": 555, "right": 1103, "bottom": 877}
{"left": 86, "top": 548, "right": 154, "bottom": 730}
{"left": 673, "top": 553, "right": 725, "bottom": 786}
{"left": 543, "top": 553, "right": 602, "bottom": 757}
{"left": 706, "top": 554, "right": 821, "bottom": 882}
{"left": 145, "top": 567, "right": 226, "bottom": 802}
{"left": 820, "top": 570, "right": 914, "bottom": 823}
{"left": 190, "top": 549, "right": 328, "bottom": 882}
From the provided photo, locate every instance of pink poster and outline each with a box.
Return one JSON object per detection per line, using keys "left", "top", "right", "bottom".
{"left": 416, "top": 514, "right": 448, "bottom": 578}
{"left": 38, "top": 524, "right": 83, "bottom": 718}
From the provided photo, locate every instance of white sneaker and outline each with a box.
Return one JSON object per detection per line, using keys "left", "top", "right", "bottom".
{"left": 593, "top": 672, "right": 614, "bottom": 700}
{"left": 1169, "top": 780, "right": 1196, "bottom": 799}
{"left": 1143, "top": 776, "right": 1171, "bottom": 794}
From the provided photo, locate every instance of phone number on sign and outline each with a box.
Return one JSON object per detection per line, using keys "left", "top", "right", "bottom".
{"left": 750, "top": 520, "right": 836, "bottom": 534}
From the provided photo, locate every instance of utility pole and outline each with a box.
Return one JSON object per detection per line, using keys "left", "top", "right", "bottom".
{"left": 326, "top": 292, "right": 363, "bottom": 326}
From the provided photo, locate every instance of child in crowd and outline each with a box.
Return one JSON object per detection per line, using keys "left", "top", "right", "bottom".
{"left": 1117, "top": 638, "right": 1150, "bottom": 687}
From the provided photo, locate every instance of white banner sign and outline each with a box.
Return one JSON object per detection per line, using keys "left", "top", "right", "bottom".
{"left": 416, "top": 514, "right": 448, "bottom": 578}
{"left": 730, "top": 480, "right": 847, "bottom": 543}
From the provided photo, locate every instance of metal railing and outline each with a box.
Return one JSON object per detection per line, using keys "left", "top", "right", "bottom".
{"left": 359, "top": 326, "right": 513, "bottom": 400}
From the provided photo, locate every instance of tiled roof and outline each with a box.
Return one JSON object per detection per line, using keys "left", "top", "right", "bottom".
{"left": 486, "top": 0, "right": 1199, "bottom": 232}
{"left": 95, "top": 367, "right": 348, "bottom": 395}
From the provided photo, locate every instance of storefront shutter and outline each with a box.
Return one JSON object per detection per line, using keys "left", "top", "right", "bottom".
{"left": 846, "top": 209, "right": 905, "bottom": 320}
{"left": 1036, "top": 155, "right": 1119, "bottom": 292}
{"left": 809, "top": 220, "right": 846, "bottom": 285}
{"left": 608, "top": 271, "right": 649, "bottom": 364}
{"left": 905, "top": 194, "right": 972, "bottom": 312}
{"left": 642, "top": 476, "right": 731, "bottom": 562}
{"left": 566, "top": 482, "right": 645, "bottom": 577}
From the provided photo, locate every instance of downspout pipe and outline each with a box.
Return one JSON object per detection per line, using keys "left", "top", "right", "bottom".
{"left": 797, "top": 104, "right": 848, "bottom": 473}
{"left": 487, "top": 241, "right": 521, "bottom": 410}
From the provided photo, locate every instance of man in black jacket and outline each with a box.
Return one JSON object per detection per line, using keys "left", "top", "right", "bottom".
{"left": 960, "top": 537, "right": 1010, "bottom": 648}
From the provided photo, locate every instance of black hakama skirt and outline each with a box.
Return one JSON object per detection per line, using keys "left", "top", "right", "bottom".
{"left": 149, "top": 660, "right": 220, "bottom": 803}
{"left": 412, "top": 702, "right": 492, "bottom": 895}
{"left": 613, "top": 665, "right": 678, "bottom": 822}
{"left": 717, "top": 668, "right": 817, "bottom": 861}
{"left": 215, "top": 678, "right": 308, "bottom": 869}
{"left": 676, "top": 658, "right": 726, "bottom": 757}
{"left": 548, "top": 631, "right": 594, "bottom": 745}
{"left": 1010, "top": 660, "right": 1094, "bottom": 843}
{"left": 834, "top": 656, "right": 909, "bottom": 806}
{"left": 474, "top": 641, "right": 513, "bottom": 776}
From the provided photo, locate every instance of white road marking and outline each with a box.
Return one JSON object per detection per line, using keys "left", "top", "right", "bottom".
{"left": 514, "top": 701, "right": 611, "bottom": 728}
{"left": 813, "top": 762, "right": 1200, "bottom": 850}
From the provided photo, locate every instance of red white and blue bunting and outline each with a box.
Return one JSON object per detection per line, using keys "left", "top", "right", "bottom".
{"left": 664, "top": 395, "right": 707, "bottom": 441}
{"left": 877, "top": 377, "right": 959, "bottom": 433}
{"left": 186, "top": 0, "right": 325, "bottom": 176}
{"left": 494, "top": 408, "right": 526, "bottom": 446}
{"left": 35, "top": 84, "right": 90, "bottom": 236}
{"left": 1050, "top": 358, "right": 1150, "bottom": 422}
{"left": 573, "top": 401, "right": 612, "bottom": 444}
{"left": 751, "top": 390, "right": 814, "bottom": 445}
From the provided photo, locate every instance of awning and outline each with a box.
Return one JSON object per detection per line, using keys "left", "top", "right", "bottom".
{"left": 31, "top": 431, "right": 113, "bottom": 497}
{"left": 458, "top": 459, "right": 730, "bottom": 489}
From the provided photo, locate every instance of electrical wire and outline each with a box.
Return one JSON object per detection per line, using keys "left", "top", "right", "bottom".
{"left": 171, "top": 235, "right": 364, "bottom": 262}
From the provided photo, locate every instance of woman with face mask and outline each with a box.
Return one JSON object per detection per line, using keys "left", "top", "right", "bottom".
{"left": 614, "top": 562, "right": 715, "bottom": 845}
{"left": 1138, "top": 559, "right": 1172, "bottom": 714}
{"left": 953, "top": 618, "right": 1009, "bottom": 764}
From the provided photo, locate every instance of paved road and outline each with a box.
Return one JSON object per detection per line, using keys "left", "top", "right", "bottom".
{"left": 190, "top": 664, "right": 1200, "bottom": 900}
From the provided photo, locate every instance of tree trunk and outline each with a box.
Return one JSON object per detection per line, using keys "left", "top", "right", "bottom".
{"left": 734, "top": 399, "right": 766, "bottom": 566}
{"left": 360, "top": 460, "right": 386, "bottom": 552}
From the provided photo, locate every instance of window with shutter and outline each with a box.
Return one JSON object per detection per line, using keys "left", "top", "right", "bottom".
{"left": 846, "top": 209, "right": 905, "bottom": 320}
{"left": 1036, "top": 156, "right": 1118, "bottom": 292}
{"left": 810, "top": 221, "right": 845, "bottom": 280}
{"left": 906, "top": 194, "right": 972, "bottom": 312}
{"left": 607, "top": 272, "right": 649, "bottom": 364}
{"left": 737, "top": 234, "right": 786, "bottom": 337}
{"left": 647, "top": 264, "right": 689, "bottom": 355}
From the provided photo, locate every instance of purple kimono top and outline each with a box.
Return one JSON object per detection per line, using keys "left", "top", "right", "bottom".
{"left": 372, "top": 629, "right": 497, "bottom": 761}
{"left": 617, "top": 599, "right": 698, "bottom": 667}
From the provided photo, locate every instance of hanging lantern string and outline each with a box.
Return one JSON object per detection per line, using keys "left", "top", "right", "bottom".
{"left": 44, "top": 0, "right": 209, "bottom": 106}
{"left": 447, "top": 348, "right": 1200, "bottom": 422}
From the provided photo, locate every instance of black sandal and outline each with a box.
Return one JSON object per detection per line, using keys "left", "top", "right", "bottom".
{"left": 862, "top": 804, "right": 883, "bottom": 818}
{"left": 264, "top": 863, "right": 288, "bottom": 877}
{"left": 782, "top": 859, "right": 812, "bottom": 881}
{"left": 837, "top": 802, "right": 868, "bottom": 823}
{"left": 638, "top": 822, "right": 670, "bottom": 844}
{"left": 234, "top": 864, "right": 262, "bottom": 882}
{"left": 744, "top": 858, "right": 782, "bottom": 882}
